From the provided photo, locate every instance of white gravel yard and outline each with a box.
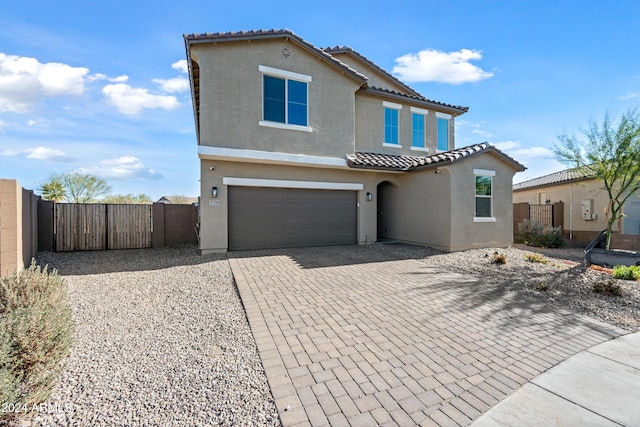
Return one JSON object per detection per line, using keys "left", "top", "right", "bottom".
{"left": 22, "top": 246, "right": 280, "bottom": 427}
{"left": 384, "top": 242, "right": 640, "bottom": 331}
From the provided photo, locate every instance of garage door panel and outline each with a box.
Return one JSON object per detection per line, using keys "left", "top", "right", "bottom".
{"left": 228, "top": 186, "right": 357, "bottom": 250}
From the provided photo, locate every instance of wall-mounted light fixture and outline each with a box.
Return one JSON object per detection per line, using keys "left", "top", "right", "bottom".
{"left": 434, "top": 168, "right": 441, "bottom": 174}
{"left": 212, "top": 187, "right": 218, "bottom": 198}
{"left": 209, "top": 166, "right": 215, "bottom": 171}
{"left": 366, "top": 192, "right": 372, "bottom": 201}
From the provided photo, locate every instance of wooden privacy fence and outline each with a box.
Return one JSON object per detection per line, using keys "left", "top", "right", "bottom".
{"left": 55, "top": 203, "right": 152, "bottom": 251}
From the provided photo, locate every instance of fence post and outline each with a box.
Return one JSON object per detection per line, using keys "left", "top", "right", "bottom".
{"left": 151, "top": 203, "right": 165, "bottom": 248}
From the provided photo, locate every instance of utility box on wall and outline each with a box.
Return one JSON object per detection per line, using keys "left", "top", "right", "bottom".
{"left": 581, "top": 199, "right": 597, "bottom": 221}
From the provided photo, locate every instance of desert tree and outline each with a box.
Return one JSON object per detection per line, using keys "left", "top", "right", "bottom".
{"left": 101, "top": 194, "right": 152, "bottom": 204}
{"left": 553, "top": 107, "right": 640, "bottom": 249}
{"left": 38, "top": 176, "right": 66, "bottom": 202}
{"left": 38, "top": 172, "right": 112, "bottom": 203}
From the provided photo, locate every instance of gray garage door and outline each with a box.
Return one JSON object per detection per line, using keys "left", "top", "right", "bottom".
{"left": 228, "top": 186, "right": 357, "bottom": 250}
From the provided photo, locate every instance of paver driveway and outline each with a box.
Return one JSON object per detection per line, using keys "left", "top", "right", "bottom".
{"left": 228, "top": 244, "right": 626, "bottom": 426}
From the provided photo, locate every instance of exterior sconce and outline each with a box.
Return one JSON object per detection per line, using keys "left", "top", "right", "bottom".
{"left": 212, "top": 187, "right": 218, "bottom": 198}
{"left": 366, "top": 192, "right": 372, "bottom": 201}
{"left": 435, "top": 168, "right": 441, "bottom": 174}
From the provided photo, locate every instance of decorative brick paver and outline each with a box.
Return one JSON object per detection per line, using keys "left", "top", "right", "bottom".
{"left": 228, "top": 245, "right": 626, "bottom": 426}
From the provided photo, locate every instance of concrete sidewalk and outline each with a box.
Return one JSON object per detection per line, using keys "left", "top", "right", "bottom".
{"left": 471, "top": 333, "right": 640, "bottom": 426}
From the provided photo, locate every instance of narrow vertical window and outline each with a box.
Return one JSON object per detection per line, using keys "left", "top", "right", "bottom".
{"left": 474, "top": 169, "right": 495, "bottom": 221}
{"left": 412, "top": 113, "right": 425, "bottom": 148}
{"left": 384, "top": 107, "right": 399, "bottom": 145}
{"left": 437, "top": 117, "right": 449, "bottom": 151}
{"left": 287, "top": 79, "right": 307, "bottom": 126}
{"left": 263, "top": 75, "right": 286, "bottom": 123}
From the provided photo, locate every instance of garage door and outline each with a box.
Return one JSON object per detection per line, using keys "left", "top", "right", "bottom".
{"left": 228, "top": 186, "right": 357, "bottom": 250}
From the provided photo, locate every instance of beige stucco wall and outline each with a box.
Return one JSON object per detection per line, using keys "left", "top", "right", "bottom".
{"left": 328, "top": 52, "right": 411, "bottom": 93}
{"left": 191, "top": 39, "right": 361, "bottom": 157}
{"left": 513, "top": 179, "right": 614, "bottom": 239}
{"left": 200, "top": 151, "right": 518, "bottom": 253}
{"left": 449, "top": 155, "right": 519, "bottom": 251}
{"left": 199, "top": 160, "right": 389, "bottom": 253}
{"left": 0, "top": 179, "right": 22, "bottom": 276}
{"left": 355, "top": 92, "right": 453, "bottom": 157}
{"left": 377, "top": 168, "right": 453, "bottom": 251}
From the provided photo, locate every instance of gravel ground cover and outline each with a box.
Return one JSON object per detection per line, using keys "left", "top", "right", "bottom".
{"left": 13, "top": 242, "right": 639, "bottom": 425}
{"left": 18, "top": 246, "right": 280, "bottom": 426}
{"left": 383, "top": 242, "right": 640, "bottom": 331}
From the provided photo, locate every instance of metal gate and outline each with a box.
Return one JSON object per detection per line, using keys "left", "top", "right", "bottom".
{"left": 55, "top": 203, "right": 152, "bottom": 251}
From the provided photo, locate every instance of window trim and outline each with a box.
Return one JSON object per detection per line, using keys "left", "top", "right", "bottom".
{"left": 259, "top": 65, "right": 312, "bottom": 132}
{"left": 474, "top": 169, "right": 496, "bottom": 222}
{"left": 411, "top": 107, "right": 428, "bottom": 150}
{"left": 383, "top": 102, "right": 402, "bottom": 146}
{"left": 436, "top": 116, "right": 450, "bottom": 152}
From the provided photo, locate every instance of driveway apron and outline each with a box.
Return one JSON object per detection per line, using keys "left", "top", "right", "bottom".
{"left": 228, "top": 245, "right": 626, "bottom": 427}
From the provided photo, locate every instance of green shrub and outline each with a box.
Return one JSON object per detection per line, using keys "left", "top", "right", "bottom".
{"left": 515, "top": 219, "right": 565, "bottom": 248}
{"left": 525, "top": 253, "right": 548, "bottom": 264}
{"left": 0, "top": 261, "right": 73, "bottom": 417}
{"left": 593, "top": 279, "right": 623, "bottom": 296}
{"left": 612, "top": 265, "right": 640, "bottom": 281}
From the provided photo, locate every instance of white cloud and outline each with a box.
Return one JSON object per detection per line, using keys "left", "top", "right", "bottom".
{"left": 494, "top": 140, "right": 521, "bottom": 151}
{"left": 472, "top": 129, "right": 493, "bottom": 138}
{"left": 25, "top": 146, "right": 74, "bottom": 162}
{"left": 393, "top": 49, "right": 494, "bottom": 84}
{"left": 0, "top": 53, "right": 89, "bottom": 112}
{"left": 494, "top": 140, "right": 553, "bottom": 160}
{"left": 0, "top": 145, "right": 74, "bottom": 161}
{"left": 510, "top": 146, "right": 554, "bottom": 159}
{"left": 89, "top": 73, "right": 129, "bottom": 83}
{"left": 0, "top": 148, "right": 20, "bottom": 156}
{"left": 27, "top": 120, "right": 36, "bottom": 126}
{"left": 152, "top": 76, "right": 189, "bottom": 93}
{"left": 620, "top": 92, "right": 639, "bottom": 100}
{"left": 172, "top": 59, "right": 188, "bottom": 74}
{"left": 102, "top": 83, "right": 180, "bottom": 116}
{"left": 78, "top": 155, "right": 162, "bottom": 179}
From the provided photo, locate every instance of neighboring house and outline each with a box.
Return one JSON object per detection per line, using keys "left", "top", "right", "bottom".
{"left": 513, "top": 168, "right": 640, "bottom": 244}
{"left": 184, "top": 29, "right": 525, "bottom": 253}
{"left": 156, "top": 196, "right": 199, "bottom": 205}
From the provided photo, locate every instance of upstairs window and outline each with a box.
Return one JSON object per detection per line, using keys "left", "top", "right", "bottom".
{"left": 411, "top": 107, "right": 428, "bottom": 150}
{"left": 383, "top": 101, "right": 402, "bottom": 146}
{"left": 259, "top": 65, "right": 311, "bottom": 131}
{"left": 474, "top": 169, "right": 496, "bottom": 222}
{"left": 436, "top": 112, "right": 451, "bottom": 151}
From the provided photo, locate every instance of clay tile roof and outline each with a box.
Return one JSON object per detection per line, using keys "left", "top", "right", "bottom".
{"left": 513, "top": 168, "right": 596, "bottom": 191}
{"left": 184, "top": 29, "right": 368, "bottom": 84}
{"left": 363, "top": 86, "right": 469, "bottom": 115}
{"left": 347, "top": 142, "right": 525, "bottom": 172}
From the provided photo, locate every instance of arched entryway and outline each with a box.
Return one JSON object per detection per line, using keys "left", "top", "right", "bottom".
{"left": 377, "top": 181, "right": 395, "bottom": 241}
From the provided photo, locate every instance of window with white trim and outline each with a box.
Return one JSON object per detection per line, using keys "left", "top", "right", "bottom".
{"left": 474, "top": 169, "right": 495, "bottom": 221}
{"left": 411, "top": 107, "right": 428, "bottom": 150}
{"left": 383, "top": 101, "right": 402, "bottom": 146}
{"left": 259, "top": 65, "right": 311, "bottom": 131}
{"left": 436, "top": 112, "right": 451, "bottom": 151}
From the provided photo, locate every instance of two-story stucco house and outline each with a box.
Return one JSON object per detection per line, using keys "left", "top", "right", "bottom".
{"left": 184, "top": 29, "right": 525, "bottom": 253}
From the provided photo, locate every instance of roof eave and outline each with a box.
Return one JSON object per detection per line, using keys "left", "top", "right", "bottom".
{"left": 358, "top": 87, "right": 469, "bottom": 116}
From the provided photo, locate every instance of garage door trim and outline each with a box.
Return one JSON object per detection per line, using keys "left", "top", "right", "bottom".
{"left": 223, "top": 177, "right": 364, "bottom": 191}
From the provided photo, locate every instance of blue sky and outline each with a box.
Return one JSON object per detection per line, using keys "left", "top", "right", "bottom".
{"left": 1, "top": 0, "right": 639, "bottom": 200}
